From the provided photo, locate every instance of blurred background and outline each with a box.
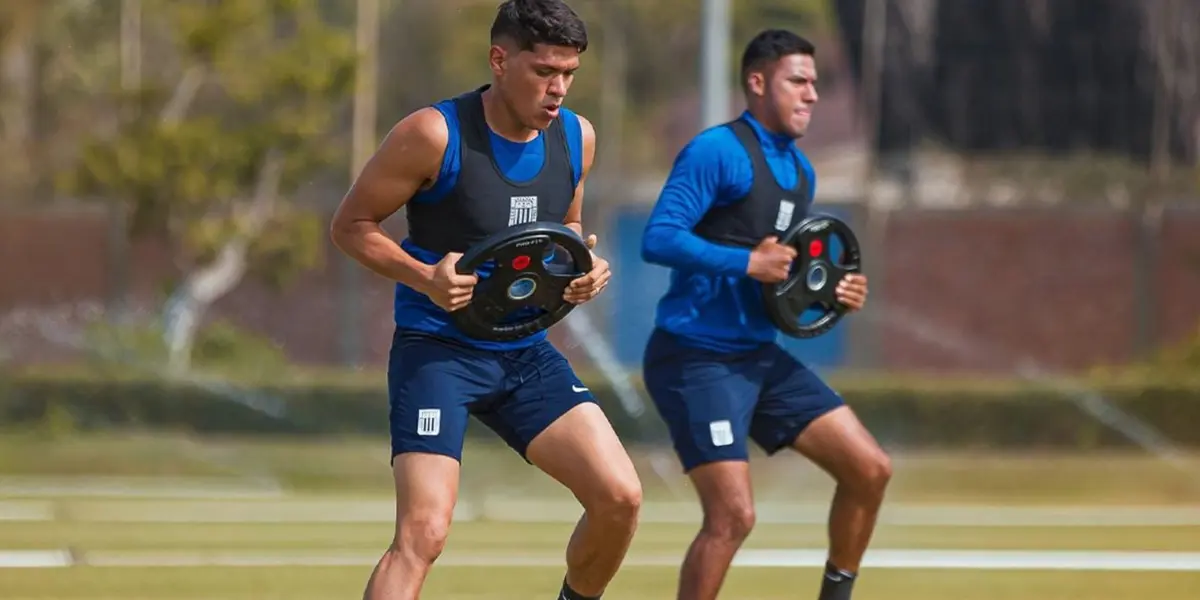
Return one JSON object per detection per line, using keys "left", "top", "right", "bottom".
{"left": 2, "top": 0, "right": 1200, "bottom": 598}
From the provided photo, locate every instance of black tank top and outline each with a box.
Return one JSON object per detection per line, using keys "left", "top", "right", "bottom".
{"left": 406, "top": 85, "right": 576, "bottom": 255}
{"left": 692, "top": 119, "right": 811, "bottom": 247}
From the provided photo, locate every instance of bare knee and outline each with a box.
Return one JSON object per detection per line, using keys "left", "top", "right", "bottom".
{"left": 393, "top": 510, "right": 453, "bottom": 564}
{"left": 583, "top": 477, "right": 643, "bottom": 527}
{"left": 842, "top": 450, "right": 892, "bottom": 499}
{"left": 702, "top": 500, "right": 756, "bottom": 544}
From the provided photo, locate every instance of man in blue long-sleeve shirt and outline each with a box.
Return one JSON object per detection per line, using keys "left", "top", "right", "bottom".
{"left": 640, "top": 30, "right": 891, "bottom": 600}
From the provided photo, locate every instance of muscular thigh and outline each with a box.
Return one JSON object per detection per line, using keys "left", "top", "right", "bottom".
{"left": 388, "top": 330, "right": 506, "bottom": 462}
{"left": 469, "top": 339, "right": 596, "bottom": 460}
{"left": 749, "top": 345, "right": 846, "bottom": 456}
{"left": 525, "top": 402, "right": 641, "bottom": 510}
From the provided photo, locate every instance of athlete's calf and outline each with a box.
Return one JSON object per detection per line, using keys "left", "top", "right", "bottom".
{"left": 528, "top": 403, "right": 643, "bottom": 599}
{"left": 794, "top": 406, "right": 892, "bottom": 600}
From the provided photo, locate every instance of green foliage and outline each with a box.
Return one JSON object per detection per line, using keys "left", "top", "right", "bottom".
{"left": 58, "top": 0, "right": 355, "bottom": 283}
{"left": 244, "top": 208, "right": 327, "bottom": 289}
{"left": 191, "top": 320, "right": 290, "bottom": 376}
{"left": 1089, "top": 323, "right": 1200, "bottom": 381}
{"left": 1144, "top": 326, "right": 1200, "bottom": 375}
{"left": 84, "top": 319, "right": 169, "bottom": 364}
{"left": 382, "top": 0, "right": 836, "bottom": 171}
{"left": 4, "top": 367, "right": 1200, "bottom": 448}
{"left": 615, "top": 0, "right": 832, "bottom": 93}
{"left": 84, "top": 319, "right": 290, "bottom": 378}
{"left": 732, "top": 0, "right": 834, "bottom": 53}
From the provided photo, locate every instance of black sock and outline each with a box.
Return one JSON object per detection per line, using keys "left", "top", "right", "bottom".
{"left": 559, "top": 578, "right": 600, "bottom": 600}
{"left": 818, "top": 561, "right": 856, "bottom": 600}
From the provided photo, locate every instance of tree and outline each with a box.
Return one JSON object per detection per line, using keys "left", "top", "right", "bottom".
{"left": 0, "top": 0, "right": 44, "bottom": 200}
{"left": 372, "top": 0, "right": 834, "bottom": 172}
{"left": 61, "top": 0, "right": 355, "bottom": 374}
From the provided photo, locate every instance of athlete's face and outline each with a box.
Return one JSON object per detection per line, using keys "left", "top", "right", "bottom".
{"left": 490, "top": 42, "right": 580, "bottom": 130}
{"left": 747, "top": 53, "right": 819, "bottom": 138}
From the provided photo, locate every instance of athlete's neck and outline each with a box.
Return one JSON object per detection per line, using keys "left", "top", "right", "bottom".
{"left": 481, "top": 85, "right": 539, "bottom": 143}
{"left": 745, "top": 105, "right": 800, "bottom": 144}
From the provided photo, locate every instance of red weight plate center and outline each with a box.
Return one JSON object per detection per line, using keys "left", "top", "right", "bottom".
{"left": 808, "top": 239, "right": 824, "bottom": 258}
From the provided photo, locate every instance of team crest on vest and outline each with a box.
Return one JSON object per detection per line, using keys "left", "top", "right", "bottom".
{"left": 774, "top": 199, "right": 796, "bottom": 231}
{"left": 508, "top": 195, "right": 538, "bottom": 226}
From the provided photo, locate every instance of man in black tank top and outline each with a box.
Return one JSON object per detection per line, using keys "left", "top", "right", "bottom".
{"left": 329, "top": 2, "right": 639, "bottom": 599}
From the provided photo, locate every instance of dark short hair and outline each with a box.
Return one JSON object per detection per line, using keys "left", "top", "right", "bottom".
{"left": 490, "top": 0, "right": 588, "bottom": 53}
{"left": 740, "top": 29, "right": 815, "bottom": 87}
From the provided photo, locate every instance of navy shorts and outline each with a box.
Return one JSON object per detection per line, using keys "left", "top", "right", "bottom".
{"left": 387, "top": 330, "right": 597, "bottom": 462}
{"left": 642, "top": 328, "right": 845, "bottom": 472}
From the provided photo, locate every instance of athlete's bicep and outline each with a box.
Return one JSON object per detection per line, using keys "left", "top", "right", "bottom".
{"left": 332, "top": 108, "right": 448, "bottom": 231}
{"left": 329, "top": 108, "right": 449, "bottom": 286}
{"left": 641, "top": 133, "right": 751, "bottom": 275}
{"left": 563, "top": 114, "right": 595, "bottom": 237}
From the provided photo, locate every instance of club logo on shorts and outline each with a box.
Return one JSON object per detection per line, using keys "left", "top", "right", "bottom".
{"left": 417, "top": 409, "right": 441, "bottom": 436}
{"left": 508, "top": 195, "right": 538, "bottom": 226}
{"left": 709, "top": 420, "right": 734, "bottom": 447}
{"left": 774, "top": 199, "right": 796, "bottom": 231}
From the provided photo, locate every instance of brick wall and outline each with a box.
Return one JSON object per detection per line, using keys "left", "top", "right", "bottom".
{"left": 874, "top": 207, "right": 1200, "bottom": 372}
{"left": 3, "top": 206, "right": 1198, "bottom": 373}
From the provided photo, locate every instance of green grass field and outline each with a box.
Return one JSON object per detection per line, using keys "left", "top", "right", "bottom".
{"left": 2, "top": 433, "right": 1200, "bottom": 598}
{"left": 2, "top": 565, "right": 1197, "bottom": 600}
{"left": 1, "top": 565, "right": 1192, "bottom": 600}
{"left": 4, "top": 432, "right": 1200, "bottom": 504}
{"left": 5, "top": 518, "right": 1200, "bottom": 552}
{"left": 3, "top": 517, "right": 1200, "bottom": 599}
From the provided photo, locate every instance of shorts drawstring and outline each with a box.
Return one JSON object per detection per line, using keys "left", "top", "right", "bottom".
{"left": 501, "top": 348, "right": 547, "bottom": 405}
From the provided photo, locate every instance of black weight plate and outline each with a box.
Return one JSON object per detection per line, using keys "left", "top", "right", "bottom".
{"left": 451, "top": 222, "right": 592, "bottom": 341}
{"left": 762, "top": 214, "right": 862, "bottom": 339}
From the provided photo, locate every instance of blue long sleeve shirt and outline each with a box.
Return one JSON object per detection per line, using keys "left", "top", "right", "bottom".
{"left": 641, "top": 111, "right": 817, "bottom": 353}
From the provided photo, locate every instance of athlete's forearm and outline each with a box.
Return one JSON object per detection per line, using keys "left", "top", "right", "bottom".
{"left": 331, "top": 221, "right": 434, "bottom": 293}
{"left": 642, "top": 222, "right": 751, "bottom": 276}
